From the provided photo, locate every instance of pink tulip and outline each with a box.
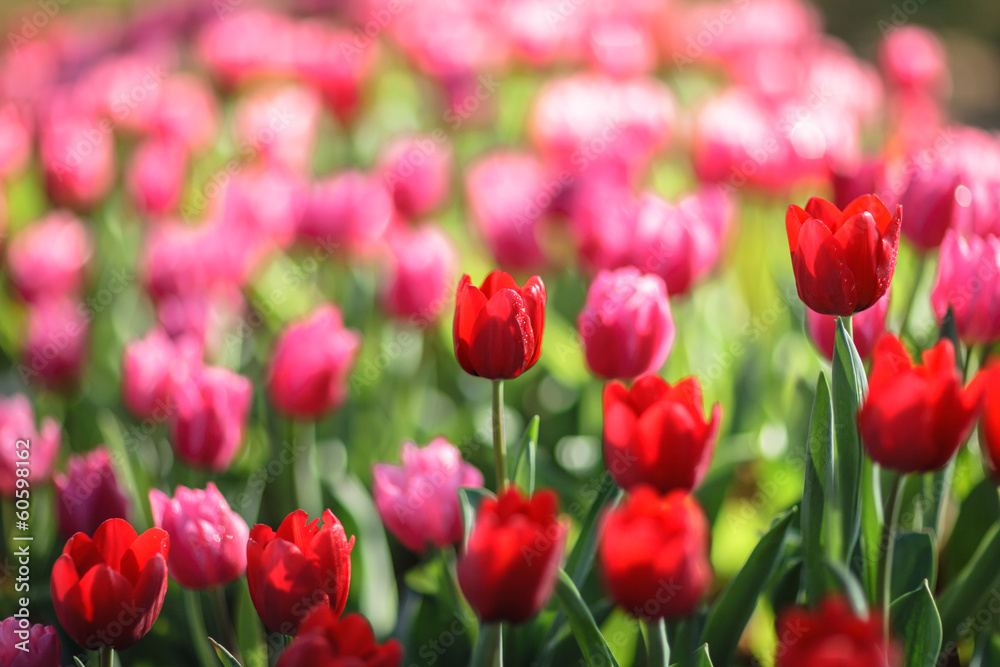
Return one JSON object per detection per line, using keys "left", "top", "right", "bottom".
{"left": 127, "top": 138, "right": 187, "bottom": 217}
{"left": 633, "top": 187, "right": 733, "bottom": 296}
{"left": 149, "top": 482, "right": 249, "bottom": 589}
{"left": 879, "top": 26, "right": 949, "bottom": 97}
{"left": 500, "top": 0, "right": 585, "bottom": 66}
{"left": 168, "top": 365, "right": 253, "bottom": 472}
{"left": 578, "top": 267, "right": 675, "bottom": 380}
{"left": 377, "top": 134, "right": 453, "bottom": 218}
{"left": 931, "top": 232, "right": 1000, "bottom": 345}
{"left": 152, "top": 75, "right": 220, "bottom": 154}
{"left": 40, "top": 111, "right": 115, "bottom": 210}
{"left": 298, "top": 171, "right": 393, "bottom": 252}
{"left": 233, "top": 84, "right": 321, "bottom": 175}
{"left": 154, "top": 287, "right": 246, "bottom": 354}
{"left": 831, "top": 158, "right": 890, "bottom": 211}
{"left": 122, "top": 330, "right": 202, "bottom": 420}
{"left": 0, "top": 102, "right": 33, "bottom": 179}
{"left": 466, "top": 151, "right": 558, "bottom": 270}
{"left": 22, "top": 298, "right": 89, "bottom": 388}
{"left": 0, "top": 617, "right": 60, "bottom": 666}
{"left": 55, "top": 446, "right": 131, "bottom": 539}
{"left": 6, "top": 211, "right": 93, "bottom": 303}
{"left": 381, "top": 225, "right": 456, "bottom": 325}
{"left": 806, "top": 292, "right": 890, "bottom": 360}
{"left": 197, "top": 10, "right": 293, "bottom": 88}
{"left": 567, "top": 169, "right": 638, "bottom": 272}
{"left": 585, "top": 12, "right": 657, "bottom": 78}
{"left": 292, "top": 22, "right": 377, "bottom": 124}
{"left": 267, "top": 305, "right": 361, "bottom": 419}
{"left": 372, "top": 438, "right": 484, "bottom": 553}
{"left": 0, "top": 395, "right": 61, "bottom": 497}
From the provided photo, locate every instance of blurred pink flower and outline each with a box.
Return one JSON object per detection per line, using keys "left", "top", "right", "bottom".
{"left": 149, "top": 482, "right": 250, "bottom": 589}
{"left": 233, "top": 84, "right": 322, "bottom": 176}
{"left": 197, "top": 10, "right": 293, "bottom": 88}
{"left": 0, "top": 395, "right": 61, "bottom": 497}
{"left": 6, "top": 211, "right": 92, "bottom": 303}
{"left": 168, "top": 365, "right": 253, "bottom": 472}
{"left": 127, "top": 138, "right": 187, "bottom": 217}
{"left": 40, "top": 111, "right": 115, "bottom": 210}
{"left": 0, "top": 617, "right": 60, "bottom": 666}
{"left": 372, "top": 438, "right": 484, "bottom": 553}
{"left": 931, "top": 232, "right": 1000, "bottom": 346}
{"left": 584, "top": 7, "right": 658, "bottom": 78}
{"left": 293, "top": 21, "right": 378, "bottom": 123}
{"left": 879, "top": 26, "right": 949, "bottom": 97}
{"left": 152, "top": 75, "right": 220, "bottom": 154}
{"left": 0, "top": 102, "right": 33, "bottom": 179}
{"left": 500, "top": 0, "right": 586, "bottom": 66}
{"left": 122, "top": 329, "right": 202, "bottom": 420}
{"left": 55, "top": 446, "right": 131, "bottom": 539}
{"left": 578, "top": 267, "right": 675, "bottom": 380}
{"left": 267, "top": 305, "right": 361, "bottom": 420}
{"left": 298, "top": 170, "right": 393, "bottom": 252}
{"left": 831, "top": 158, "right": 891, "bottom": 211}
{"left": 154, "top": 287, "right": 245, "bottom": 355}
{"left": 381, "top": 224, "right": 456, "bottom": 325}
{"left": 80, "top": 53, "right": 177, "bottom": 134}
{"left": 22, "top": 298, "right": 89, "bottom": 388}
{"left": 567, "top": 168, "right": 638, "bottom": 272}
{"left": 377, "top": 134, "right": 453, "bottom": 218}
{"left": 806, "top": 292, "right": 890, "bottom": 360}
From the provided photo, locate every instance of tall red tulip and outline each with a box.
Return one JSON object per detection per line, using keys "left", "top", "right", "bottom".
{"left": 453, "top": 271, "right": 546, "bottom": 380}
{"left": 277, "top": 607, "right": 402, "bottom": 667}
{"left": 776, "top": 597, "right": 900, "bottom": 666}
{"left": 785, "top": 194, "right": 901, "bottom": 315}
{"left": 858, "top": 335, "right": 982, "bottom": 473}
{"left": 458, "top": 488, "right": 566, "bottom": 624}
{"left": 598, "top": 487, "right": 712, "bottom": 620}
{"left": 603, "top": 375, "right": 721, "bottom": 494}
{"left": 246, "top": 509, "right": 355, "bottom": 635}
{"left": 51, "top": 518, "right": 169, "bottom": 651}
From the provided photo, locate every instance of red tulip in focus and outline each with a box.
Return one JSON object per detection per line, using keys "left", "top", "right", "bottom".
{"left": 149, "top": 483, "right": 250, "bottom": 589}
{"left": 380, "top": 225, "right": 456, "bottom": 326}
{"left": 858, "top": 335, "right": 982, "bottom": 473}
{"left": 51, "top": 518, "right": 169, "bottom": 651}
{"left": 277, "top": 607, "right": 402, "bottom": 667}
{"left": 603, "top": 375, "right": 720, "bottom": 494}
{"left": 0, "top": 395, "right": 61, "bottom": 497}
{"left": 6, "top": 211, "right": 92, "bottom": 303}
{"left": 168, "top": 365, "right": 253, "bottom": 471}
{"left": 267, "top": 305, "right": 361, "bottom": 419}
{"left": 785, "top": 195, "right": 901, "bottom": 316}
{"left": 931, "top": 232, "right": 1000, "bottom": 345}
{"left": 458, "top": 488, "right": 567, "bottom": 624}
{"left": 598, "top": 487, "right": 712, "bottom": 620}
{"left": 55, "top": 447, "right": 131, "bottom": 539}
{"left": 578, "top": 267, "right": 675, "bottom": 380}
{"left": 453, "top": 271, "right": 546, "bottom": 380}
{"left": 775, "top": 597, "right": 900, "bottom": 667}
{"left": 247, "top": 509, "right": 355, "bottom": 635}
{"left": 806, "top": 292, "right": 889, "bottom": 361}
{"left": 0, "top": 617, "right": 61, "bottom": 666}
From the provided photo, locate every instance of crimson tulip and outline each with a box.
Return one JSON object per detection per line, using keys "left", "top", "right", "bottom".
{"left": 776, "top": 597, "right": 900, "bottom": 666}
{"left": 974, "top": 362, "right": 1000, "bottom": 478}
{"left": 603, "top": 375, "right": 721, "bottom": 494}
{"left": 457, "top": 488, "right": 566, "bottom": 624}
{"left": 785, "top": 194, "right": 901, "bottom": 316}
{"left": 247, "top": 509, "right": 355, "bottom": 635}
{"left": 277, "top": 607, "right": 402, "bottom": 667}
{"left": 598, "top": 487, "right": 712, "bottom": 620}
{"left": 51, "top": 518, "right": 169, "bottom": 650}
{"left": 858, "top": 335, "right": 982, "bottom": 473}
{"left": 453, "top": 271, "right": 546, "bottom": 380}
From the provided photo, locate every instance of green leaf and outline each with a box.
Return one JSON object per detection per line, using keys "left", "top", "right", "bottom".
{"left": 824, "top": 559, "right": 869, "bottom": 616}
{"left": 832, "top": 317, "right": 867, "bottom": 561}
{"left": 891, "top": 532, "right": 937, "bottom": 601}
{"left": 701, "top": 509, "right": 796, "bottom": 666}
{"left": 553, "top": 569, "right": 620, "bottom": 667}
{"left": 802, "top": 372, "right": 834, "bottom": 604}
{"left": 859, "top": 459, "right": 884, "bottom": 600}
{"left": 234, "top": 579, "right": 266, "bottom": 667}
{"left": 644, "top": 619, "right": 670, "bottom": 667}
{"left": 694, "top": 462, "right": 736, "bottom": 529}
{"left": 459, "top": 487, "right": 494, "bottom": 552}
{"left": 511, "top": 415, "right": 539, "bottom": 495}
{"left": 890, "top": 580, "right": 942, "bottom": 667}
{"left": 692, "top": 644, "right": 714, "bottom": 667}
{"left": 210, "top": 638, "right": 245, "bottom": 667}
{"left": 942, "top": 477, "right": 1000, "bottom": 583}
{"left": 470, "top": 623, "right": 501, "bottom": 667}
{"left": 564, "top": 473, "right": 623, "bottom": 585}
{"left": 938, "top": 522, "right": 1000, "bottom": 642}
{"left": 73, "top": 658, "right": 87, "bottom": 667}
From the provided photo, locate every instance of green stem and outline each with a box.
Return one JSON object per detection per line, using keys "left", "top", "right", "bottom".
{"left": 644, "top": 618, "right": 670, "bottom": 667}
{"left": 842, "top": 314, "right": 853, "bottom": 339}
{"left": 293, "top": 420, "right": 322, "bottom": 517}
{"left": 100, "top": 646, "right": 114, "bottom": 667}
{"left": 438, "top": 547, "right": 466, "bottom": 615}
{"left": 209, "top": 587, "right": 241, "bottom": 663}
{"left": 876, "top": 473, "right": 906, "bottom": 643}
{"left": 899, "top": 253, "right": 927, "bottom": 340}
{"left": 184, "top": 588, "right": 218, "bottom": 667}
{"left": 471, "top": 623, "right": 501, "bottom": 667}
{"left": 492, "top": 380, "right": 507, "bottom": 493}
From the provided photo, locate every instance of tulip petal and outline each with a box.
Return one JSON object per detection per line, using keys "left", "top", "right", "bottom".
{"left": 91, "top": 518, "right": 140, "bottom": 569}
{"left": 868, "top": 334, "right": 913, "bottom": 392}
{"left": 792, "top": 217, "right": 856, "bottom": 315}
{"left": 835, "top": 211, "right": 881, "bottom": 310}
{"left": 77, "top": 565, "right": 135, "bottom": 649}
{"left": 453, "top": 275, "right": 488, "bottom": 377}
{"left": 804, "top": 198, "right": 842, "bottom": 229}
{"left": 626, "top": 375, "right": 671, "bottom": 414}
{"left": 785, "top": 205, "right": 811, "bottom": 255}
{"left": 276, "top": 509, "right": 312, "bottom": 550}
{"left": 128, "top": 553, "right": 169, "bottom": 650}
{"left": 842, "top": 194, "right": 892, "bottom": 234}
{"left": 479, "top": 270, "right": 521, "bottom": 298}
{"left": 520, "top": 276, "right": 546, "bottom": 370}
{"left": 120, "top": 528, "right": 169, "bottom": 587}
{"left": 469, "top": 289, "right": 534, "bottom": 379}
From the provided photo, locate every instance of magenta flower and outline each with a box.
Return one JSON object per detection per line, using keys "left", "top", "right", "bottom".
{"left": 567, "top": 169, "right": 639, "bottom": 272}
{"left": 381, "top": 224, "right": 456, "bottom": 326}
{"left": 127, "top": 138, "right": 187, "bottom": 217}
{"left": 372, "top": 438, "right": 484, "bottom": 553}
{"left": 806, "top": 292, "right": 890, "bottom": 361}
{"left": 6, "top": 211, "right": 92, "bottom": 303}
{"left": 0, "top": 617, "right": 60, "bottom": 666}
{"left": 168, "top": 365, "right": 253, "bottom": 472}
{"left": 0, "top": 102, "right": 32, "bottom": 179}
{"left": 233, "top": 84, "right": 321, "bottom": 176}
{"left": 0, "top": 395, "right": 61, "bottom": 497}
{"left": 878, "top": 26, "right": 949, "bottom": 96}
{"left": 39, "top": 111, "right": 115, "bottom": 210}
{"left": 122, "top": 329, "right": 202, "bottom": 420}
{"left": 377, "top": 134, "right": 453, "bottom": 218}
{"left": 298, "top": 171, "right": 393, "bottom": 252}
{"left": 55, "top": 446, "right": 131, "bottom": 539}
{"left": 149, "top": 482, "right": 250, "bottom": 589}
{"left": 22, "top": 298, "right": 89, "bottom": 388}
{"left": 931, "top": 232, "right": 1000, "bottom": 345}
{"left": 578, "top": 267, "right": 675, "bottom": 380}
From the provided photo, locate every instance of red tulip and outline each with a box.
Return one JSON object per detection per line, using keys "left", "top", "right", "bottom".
{"left": 277, "top": 607, "right": 402, "bottom": 667}
{"left": 785, "top": 194, "right": 901, "bottom": 316}
{"left": 776, "top": 597, "right": 900, "bottom": 667}
{"left": 247, "top": 509, "right": 355, "bottom": 635}
{"left": 858, "top": 335, "right": 982, "bottom": 473}
{"left": 603, "top": 375, "right": 721, "bottom": 494}
{"left": 51, "top": 518, "right": 169, "bottom": 650}
{"left": 598, "top": 487, "right": 712, "bottom": 620}
{"left": 457, "top": 488, "right": 566, "bottom": 624}
{"left": 453, "top": 271, "right": 545, "bottom": 380}
{"left": 974, "top": 362, "right": 1000, "bottom": 478}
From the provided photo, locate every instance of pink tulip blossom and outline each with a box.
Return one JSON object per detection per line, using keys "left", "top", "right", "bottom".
{"left": 122, "top": 330, "right": 202, "bottom": 420}
{"left": 381, "top": 225, "right": 456, "bottom": 325}
{"left": 22, "top": 298, "right": 89, "bottom": 388}
{"left": 0, "top": 395, "right": 61, "bottom": 496}
{"left": 0, "top": 617, "right": 60, "bottom": 666}
{"left": 298, "top": 171, "right": 393, "bottom": 252}
{"left": 55, "top": 446, "right": 131, "bottom": 539}
{"left": 168, "top": 365, "right": 253, "bottom": 472}
{"left": 6, "top": 211, "right": 93, "bottom": 303}
{"left": 931, "top": 232, "right": 1000, "bottom": 345}
{"left": 377, "top": 134, "right": 453, "bottom": 218}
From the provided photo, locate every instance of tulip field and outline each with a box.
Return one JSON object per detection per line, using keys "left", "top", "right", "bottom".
{"left": 2, "top": 0, "right": 1000, "bottom": 665}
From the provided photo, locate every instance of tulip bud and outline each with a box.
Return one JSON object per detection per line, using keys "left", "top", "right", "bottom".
{"left": 0, "top": 617, "right": 60, "bottom": 666}
{"left": 40, "top": 112, "right": 115, "bottom": 210}
{"left": 878, "top": 26, "right": 948, "bottom": 97}
{"left": 377, "top": 134, "right": 452, "bottom": 218}
{"left": 22, "top": 298, "right": 89, "bottom": 388}
{"left": 6, "top": 211, "right": 92, "bottom": 303}
{"left": 168, "top": 365, "right": 253, "bottom": 472}
{"left": 0, "top": 395, "right": 61, "bottom": 497}
{"left": 127, "top": 138, "right": 187, "bottom": 217}
{"left": 380, "top": 225, "right": 456, "bottom": 325}
{"left": 931, "top": 232, "right": 1000, "bottom": 346}
{"left": 122, "top": 330, "right": 202, "bottom": 420}
{"left": 277, "top": 608, "right": 402, "bottom": 667}
{"left": 776, "top": 597, "right": 900, "bottom": 666}
{"left": 458, "top": 488, "right": 567, "bottom": 624}
{"left": 55, "top": 446, "right": 131, "bottom": 539}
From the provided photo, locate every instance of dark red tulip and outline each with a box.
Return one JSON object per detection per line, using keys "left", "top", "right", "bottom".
{"left": 858, "top": 335, "right": 982, "bottom": 473}
{"left": 246, "top": 509, "right": 355, "bottom": 635}
{"left": 598, "top": 486, "right": 711, "bottom": 620}
{"left": 277, "top": 607, "right": 402, "bottom": 667}
{"left": 785, "top": 194, "right": 901, "bottom": 315}
{"left": 51, "top": 519, "right": 169, "bottom": 651}
{"left": 974, "top": 361, "right": 1000, "bottom": 478}
{"left": 457, "top": 488, "right": 566, "bottom": 624}
{"left": 603, "top": 375, "right": 721, "bottom": 494}
{"left": 453, "top": 271, "right": 545, "bottom": 380}
{"left": 776, "top": 597, "right": 900, "bottom": 666}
